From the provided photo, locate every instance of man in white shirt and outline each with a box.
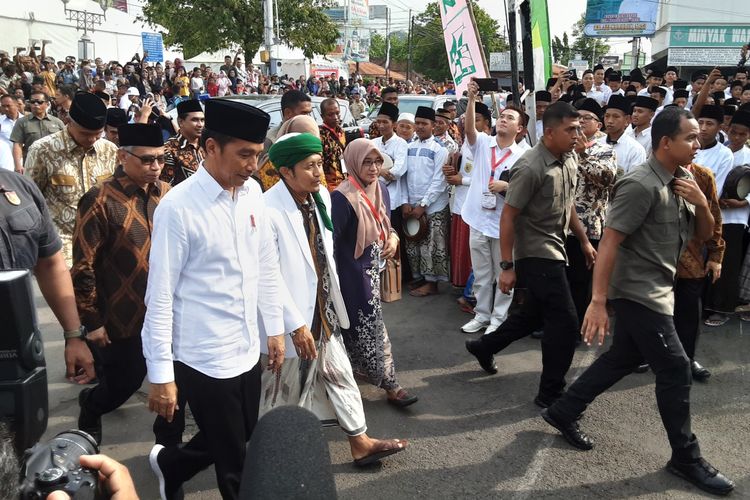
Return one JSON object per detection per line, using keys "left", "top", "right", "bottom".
{"left": 626, "top": 95, "right": 658, "bottom": 155}
{"left": 726, "top": 111, "right": 750, "bottom": 166}
{"left": 403, "top": 106, "right": 450, "bottom": 297}
{"left": 673, "top": 89, "right": 690, "bottom": 109}
{"left": 606, "top": 72, "right": 624, "bottom": 101}
{"left": 446, "top": 102, "right": 493, "bottom": 290}
{"left": 534, "top": 91, "right": 552, "bottom": 141}
{"left": 591, "top": 64, "right": 612, "bottom": 106}
{"left": 697, "top": 105, "right": 742, "bottom": 327}
{"left": 598, "top": 95, "right": 646, "bottom": 174}
{"left": 144, "top": 99, "right": 286, "bottom": 500}
{"left": 687, "top": 70, "right": 708, "bottom": 109}
{"left": 434, "top": 108, "right": 459, "bottom": 154}
{"left": 459, "top": 82, "right": 525, "bottom": 335}
{"left": 373, "top": 102, "right": 411, "bottom": 279}
{"left": 0, "top": 95, "right": 20, "bottom": 170}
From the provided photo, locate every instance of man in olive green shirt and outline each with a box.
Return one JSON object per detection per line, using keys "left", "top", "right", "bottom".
{"left": 10, "top": 90, "right": 64, "bottom": 174}
{"left": 542, "top": 107, "right": 734, "bottom": 496}
{"left": 465, "top": 102, "right": 596, "bottom": 408}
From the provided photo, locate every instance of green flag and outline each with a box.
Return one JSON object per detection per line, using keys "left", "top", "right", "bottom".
{"left": 530, "top": 0, "right": 552, "bottom": 91}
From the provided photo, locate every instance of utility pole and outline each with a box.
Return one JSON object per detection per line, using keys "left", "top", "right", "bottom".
{"left": 631, "top": 36, "right": 641, "bottom": 69}
{"left": 385, "top": 6, "right": 391, "bottom": 80}
{"left": 508, "top": 2, "right": 520, "bottom": 104}
{"left": 263, "top": 0, "right": 275, "bottom": 75}
{"left": 407, "top": 10, "right": 413, "bottom": 82}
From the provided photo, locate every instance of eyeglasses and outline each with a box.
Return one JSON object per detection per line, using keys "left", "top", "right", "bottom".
{"left": 362, "top": 159, "right": 384, "bottom": 168}
{"left": 29, "top": 100, "right": 47, "bottom": 105}
{"left": 124, "top": 149, "right": 166, "bottom": 166}
{"left": 580, "top": 115, "right": 599, "bottom": 122}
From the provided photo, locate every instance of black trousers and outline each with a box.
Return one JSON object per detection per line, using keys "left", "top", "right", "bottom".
{"left": 81, "top": 336, "right": 146, "bottom": 417}
{"left": 548, "top": 299, "right": 701, "bottom": 462}
{"left": 476, "top": 258, "right": 579, "bottom": 400}
{"left": 158, "top": 361, "right": 262, "bottom": 500}
{"left": 565, "top": 235, "right": 600, "bottom": 327}
{"left": 674, "top": 278, "right": 705, "bottom": 360}
{"left": 390, "top": 205, "right": 413, "bottom": 284}
{"left": 706, "top": 223, "right": 744, "bottom": 313}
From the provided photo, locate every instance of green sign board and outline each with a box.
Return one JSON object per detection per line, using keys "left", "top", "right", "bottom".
{"left": 670, "top": 25, "right": 750, "bottom": 47}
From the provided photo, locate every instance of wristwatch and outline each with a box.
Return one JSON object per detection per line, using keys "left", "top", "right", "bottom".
{"left": 63, "top": 325, "right": 86, "bottom": 341}
{"left": 500, "top": 260, "right": 514, "bottom": 271}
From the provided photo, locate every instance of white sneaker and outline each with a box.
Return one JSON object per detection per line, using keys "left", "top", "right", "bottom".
{"left": 485, "top": 323, "right": 502, "bottom": 335}
{"left": 461, "top": 318, "right": 489, "bottom": 334}
{"left": 149, "top": 444, "right": 168, "bottom": 500}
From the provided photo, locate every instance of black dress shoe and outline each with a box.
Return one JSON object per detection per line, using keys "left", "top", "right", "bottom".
{"left": 465, "top": 339, "right": 497, "bottom": 374}
{"left": 633, "top": 363, "right": 649, "bottom": 373}
{"left": 531, "top": 330, "right": 544, "bottom": 339}
{"left": 666, "top": 458, "right": 735, "bottom": 496}
{"left": 534, "top": 394, "right": 555, "bottom": 409}
{"left": 541, "top": 409, "right": 593, "bottom": 450}
{"left": 78, "top": 388, "right": 102, "bottom": 445}
{"left": 691, "top": 360, "right": 711, "bottom": 382}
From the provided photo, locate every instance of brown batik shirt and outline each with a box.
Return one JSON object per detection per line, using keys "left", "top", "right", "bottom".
{"left": 71, "top": 166, "right": 170, "bottom": 340}
{"left": 677, "top": 163, "right": 724, "bottom": 279}
{"left": 161, "top": 133, "right": 204, "bottom": 186}
{"left": 320, "top": 124, "right": 347, "bottom": 190}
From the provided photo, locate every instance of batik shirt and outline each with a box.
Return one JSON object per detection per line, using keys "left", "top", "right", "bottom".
{"left": 25, "top": 128, "right": 117, "bottom": 265}
{"left": 162, "top": 133, "right": 204, "bottom": 186}
{"left": 71, "top": 166, "right": 171, "bottom": 339}
{"left": 320, "top": 125, "right": 347, "bottom": 190}
{"left": 573, "top": 139, "right": 618, "bottom": 240}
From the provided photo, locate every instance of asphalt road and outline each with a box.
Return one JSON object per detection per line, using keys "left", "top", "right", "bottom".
{"left": 35, "top": 282, "right": 748, "bottom": 499}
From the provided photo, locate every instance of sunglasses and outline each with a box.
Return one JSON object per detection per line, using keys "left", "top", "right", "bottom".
{"left": 124, "top": 149, "right": 166, "bottom": 166}
{"left": 29, "top": 99, "right": 47, "bottom": 105}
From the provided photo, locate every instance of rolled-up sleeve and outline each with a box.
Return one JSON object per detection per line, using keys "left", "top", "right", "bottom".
{"left": 141, "top": 200, "right": 189, "bottom": 384}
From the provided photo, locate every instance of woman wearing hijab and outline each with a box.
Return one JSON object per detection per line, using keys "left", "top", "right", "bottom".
{"left": 217, "top": 70, "right": 231, "bottom": 96}
{"left": 332, "top": 139, "right": 418, "bottom": 407}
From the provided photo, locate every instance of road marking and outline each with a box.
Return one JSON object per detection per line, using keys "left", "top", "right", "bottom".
{"left": 510, "top": 346, "right": 601, "bottom": 499}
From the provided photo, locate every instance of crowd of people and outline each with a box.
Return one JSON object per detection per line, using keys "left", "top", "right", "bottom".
{"left": 1, "top": 41, "right": 749, "bottom": 498}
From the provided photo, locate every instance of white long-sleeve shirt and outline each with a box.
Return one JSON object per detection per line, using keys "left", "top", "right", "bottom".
{"left": 451, "top": 141, "right": 474, "bottom": 216}
{"left": 597, "top": 132, "right": 646, "bottom": 174}
{"left": 141, "top": 165, "right": 284, "bottom": 383}
{"left": 625, "top": 126, "right": 652, "bottom": 155}
{"left": 405, "top": 136, "right": 450, "bottom": 214}
{"left": 695, "top": 141, "right": 742, "bottom": 225}
{"left": 373, "top": 134, "right": 409, "bottom": 210}
{"left": 720, "top": 146, "right": 750, "bottom": 225}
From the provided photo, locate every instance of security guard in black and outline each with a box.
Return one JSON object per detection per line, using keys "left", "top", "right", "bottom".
{"left": 0, "top": 170, "right": 61, "bottom": 270}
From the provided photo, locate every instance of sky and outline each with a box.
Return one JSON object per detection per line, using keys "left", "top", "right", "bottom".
{"left": 370, "top": 0, "right": 646, "bottom": 58}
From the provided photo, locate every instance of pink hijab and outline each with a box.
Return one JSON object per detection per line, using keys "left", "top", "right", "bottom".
{"left": 336, "top": 139, "right": 392, "bottom": 259}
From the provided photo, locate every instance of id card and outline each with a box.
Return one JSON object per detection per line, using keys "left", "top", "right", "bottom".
{"left": 481, "top": 192, "right": 497, "bottom": 210}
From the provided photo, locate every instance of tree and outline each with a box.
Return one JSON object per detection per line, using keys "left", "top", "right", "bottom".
{"left": 370, "top": 32, "right": 408, "bottom": 66}
{"left": 552, "top": 32, "right": 572, "bottom": 66}
{"left": 411, "top": 1, "right": 509, "bottom": 81}
{"left": 570, "top": 13, "right": 610, "bottom": 66}
{"left": 139, "top": 0, "right": 339, "bottom": 60}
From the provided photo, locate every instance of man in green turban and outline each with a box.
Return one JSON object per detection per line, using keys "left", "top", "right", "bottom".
{"left": 260, "top": 132, "right": 408, "bottom": 466}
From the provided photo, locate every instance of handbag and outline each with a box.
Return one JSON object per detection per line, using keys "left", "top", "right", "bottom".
{"left": 381, "top": 254, "right": 402, "bottom": 303}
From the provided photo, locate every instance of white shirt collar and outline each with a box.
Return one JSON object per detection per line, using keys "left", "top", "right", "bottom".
{"left": 195, "top": 162, "right": 250, "bottom": 201}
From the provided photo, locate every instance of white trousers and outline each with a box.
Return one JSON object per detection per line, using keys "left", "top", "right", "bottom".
{"left": 469, "top": 227, "right": 513, "bottom": 326}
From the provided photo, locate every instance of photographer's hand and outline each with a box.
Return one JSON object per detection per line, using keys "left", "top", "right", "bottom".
{"left": 46, "top": 454, "right": 139, "bottom": 499}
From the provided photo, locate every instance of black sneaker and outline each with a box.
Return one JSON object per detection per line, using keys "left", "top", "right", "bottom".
{"left": 149, "top": 444, "right": 185, "bottom": 500}
{"left": 77, "top": 388, "right": 102, "bottom": 445}
{"left": 666, "top": 457, "right": 734, "bottom": 496}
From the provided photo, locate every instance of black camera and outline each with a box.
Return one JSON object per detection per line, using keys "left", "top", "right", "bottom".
{"left": 20, "top": 430, "right": 100, "bottom": 499}
{"left": 0, "top": 270, "right": 47, "bottom": 452}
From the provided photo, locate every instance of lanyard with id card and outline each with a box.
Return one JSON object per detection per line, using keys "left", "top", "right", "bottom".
{"left": 482, "top": 148, "right": 513, "bottom": 210}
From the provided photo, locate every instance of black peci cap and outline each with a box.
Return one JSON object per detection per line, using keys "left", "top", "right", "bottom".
{"left": 118, "top": 123, "right": 165, "bottom": 147}
{"left": 204, "top": 99, "right": 270, "bottom": 144}
{"left": 69, "top": 92, "right": 107, "bottom": 130}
